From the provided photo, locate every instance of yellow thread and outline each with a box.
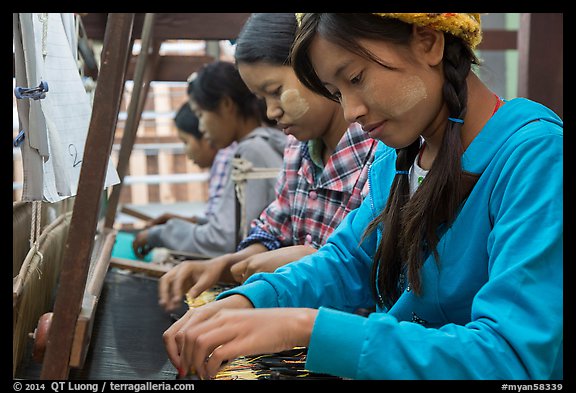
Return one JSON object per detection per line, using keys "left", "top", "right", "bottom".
{"left": 185, "top": 285, "right": 231, "bottom": 309}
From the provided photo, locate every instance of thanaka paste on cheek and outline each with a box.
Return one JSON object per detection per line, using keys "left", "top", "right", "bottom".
{"left": 389, "top": 76, "right": 427, "bottom": 117}
{"left": 280, "top": 89, "right": 309, "bottom": 120}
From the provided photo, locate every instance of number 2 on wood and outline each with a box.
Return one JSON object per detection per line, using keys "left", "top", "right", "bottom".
{"left": 68, "top": 144, "right": 82, "bottom": 167}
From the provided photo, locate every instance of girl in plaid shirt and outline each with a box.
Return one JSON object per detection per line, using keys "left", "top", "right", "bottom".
{"left": 158, "top": 13, "right": 379, "bottom": 312}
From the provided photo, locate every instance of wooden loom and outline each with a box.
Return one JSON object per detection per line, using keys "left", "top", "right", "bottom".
{"left": 13, "top": 13, "right": 137, "bottom": 379}
{"left": 13, "top": 12, "right": 252, "bottom": 380}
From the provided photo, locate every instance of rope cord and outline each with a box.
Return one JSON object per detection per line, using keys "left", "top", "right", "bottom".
{"left": 230, "top": 158, "right": 280, "bottom": 239}
{"left": 38, "top": 13, "right": 49, "bottom": 57}
{"left": 30, "top": 201, "right": 42, "bottom": 248}
{"left": 29, "top": 201, "right": 44, "bottom": 277}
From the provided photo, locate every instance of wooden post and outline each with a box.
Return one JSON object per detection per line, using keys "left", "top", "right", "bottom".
{"left": 517, "top": 13, "right": 563, "bottom": 118}
{"left": 40, "top": 13, "right": 135, "bottom": 380}
{"left": 105, "top": 13, "right": 160, "bottom": 229}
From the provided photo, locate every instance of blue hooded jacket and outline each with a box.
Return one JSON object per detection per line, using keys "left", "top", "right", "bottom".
{"left": 219, "top": 98, "right": 563, "bottom": 380}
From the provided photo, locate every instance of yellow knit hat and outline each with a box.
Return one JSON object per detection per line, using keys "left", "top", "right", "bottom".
{"left": 296, "top": 13, "right": 482, "bottom": 49}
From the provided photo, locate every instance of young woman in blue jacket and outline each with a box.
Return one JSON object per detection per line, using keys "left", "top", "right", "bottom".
{"left": 163, "top": 13, "right": 563, "bottom": 380}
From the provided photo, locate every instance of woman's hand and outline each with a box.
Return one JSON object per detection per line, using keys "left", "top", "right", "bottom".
{"left": 163, "top": 294, "right": 253, "bottom": 375}
{"left": 163, "top": 295, "right": 318, "bottom": 380}
{"left": 158, "top": 256, "right": 231, "bottom": 312}
{"left": 230, "top": 245, "right": 317, "bottom": 283}
{"left": 132, "top": 230, "right": 152, "bottom": 259}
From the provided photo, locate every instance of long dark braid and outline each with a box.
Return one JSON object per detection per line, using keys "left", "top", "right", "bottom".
{"left": 364, "top": 141, "right": 420, "bottom": 306}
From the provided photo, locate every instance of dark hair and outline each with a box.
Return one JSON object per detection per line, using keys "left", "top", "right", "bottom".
{"left": 234, "top": 13, "right": 297, "bottom": 66}
{"left": 174, "top": 102, "right": 201, "bottom": 140}
{"left": 291, "top": 13, "right": 481, "bottom": 308}
{"left": 190, "top": 60, "right": 266, "bottom": 124}
{"left": 187, "top": 79, "right": 195, "bottom": 96}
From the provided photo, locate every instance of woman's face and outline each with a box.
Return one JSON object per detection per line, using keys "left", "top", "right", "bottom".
{"left": 307, "top": 33, "right": 446, "bottom": 149}
{"left": 237, "top": 63, "right": 341, "bottom": 142}
{"left": 178, "top": 130, "right": 217, "bottom": 169}
{"left": 190, "top": 98, "right": 237, "bottom": 150}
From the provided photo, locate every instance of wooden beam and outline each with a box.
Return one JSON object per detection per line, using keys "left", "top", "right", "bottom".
{"left": 40, "top": 13, "right": 135, "bottom": 380}
{"left": 113, "top": 135, "right": 183, "bottom": 145}
{"left": 120, "top": 205, "right": 154, "bottom": 221}
{"left": 105, "top": 13, "right": 159, "bottom": 229}
{"left": 477, "top": 29, "right": 517, "bottom": 51}
{"left": 517, "top": 13, "right": 563, "bottom": 119}
{"left": 69, "top": 228, "right": 117, "bottom": 368}
{"left": 81, "top": 13, "right": 251, "bottom": 41}
{"left": 125, "top": 54, "right": 214, "bottom": 81}
{"left": 109, "top": 258, "right": 172, "bottom": 277}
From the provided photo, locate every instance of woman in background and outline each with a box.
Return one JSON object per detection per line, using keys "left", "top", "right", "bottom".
{"left": 132, "top": 101, "right": 237, "bottom": 258}
{"left": 135, "top": 61, "right": 286, "bottom": 259}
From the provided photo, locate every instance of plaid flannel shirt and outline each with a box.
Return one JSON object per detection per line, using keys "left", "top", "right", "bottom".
{"left": 205, "top": 142, "right": 237, "bottom": 217}
{"left": 238, "top": 123, "right": 377, "bottom": 250}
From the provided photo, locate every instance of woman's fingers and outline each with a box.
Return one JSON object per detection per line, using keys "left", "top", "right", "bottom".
{"left": 158, "top": 266, "right": 178, "bottom": 309}
{"left": 167, "top": 272, "right": 188, "bottom": 311}
{"left": 163, "top": 296, "right": 259, "bottom": 378}
{"left": 159, "top": 262, "right": 195, "bottom": 311}
{"left": 163, "top": 308, "right": 193, "bottom": 369}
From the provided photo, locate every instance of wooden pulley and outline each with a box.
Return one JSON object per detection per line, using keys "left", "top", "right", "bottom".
{"left": 29, "top": 312, "right": 53, "bottom": 363}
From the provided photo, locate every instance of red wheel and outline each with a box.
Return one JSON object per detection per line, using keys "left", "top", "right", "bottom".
{"left": 30, "top": 312, "right": 53, "bottom": 363}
